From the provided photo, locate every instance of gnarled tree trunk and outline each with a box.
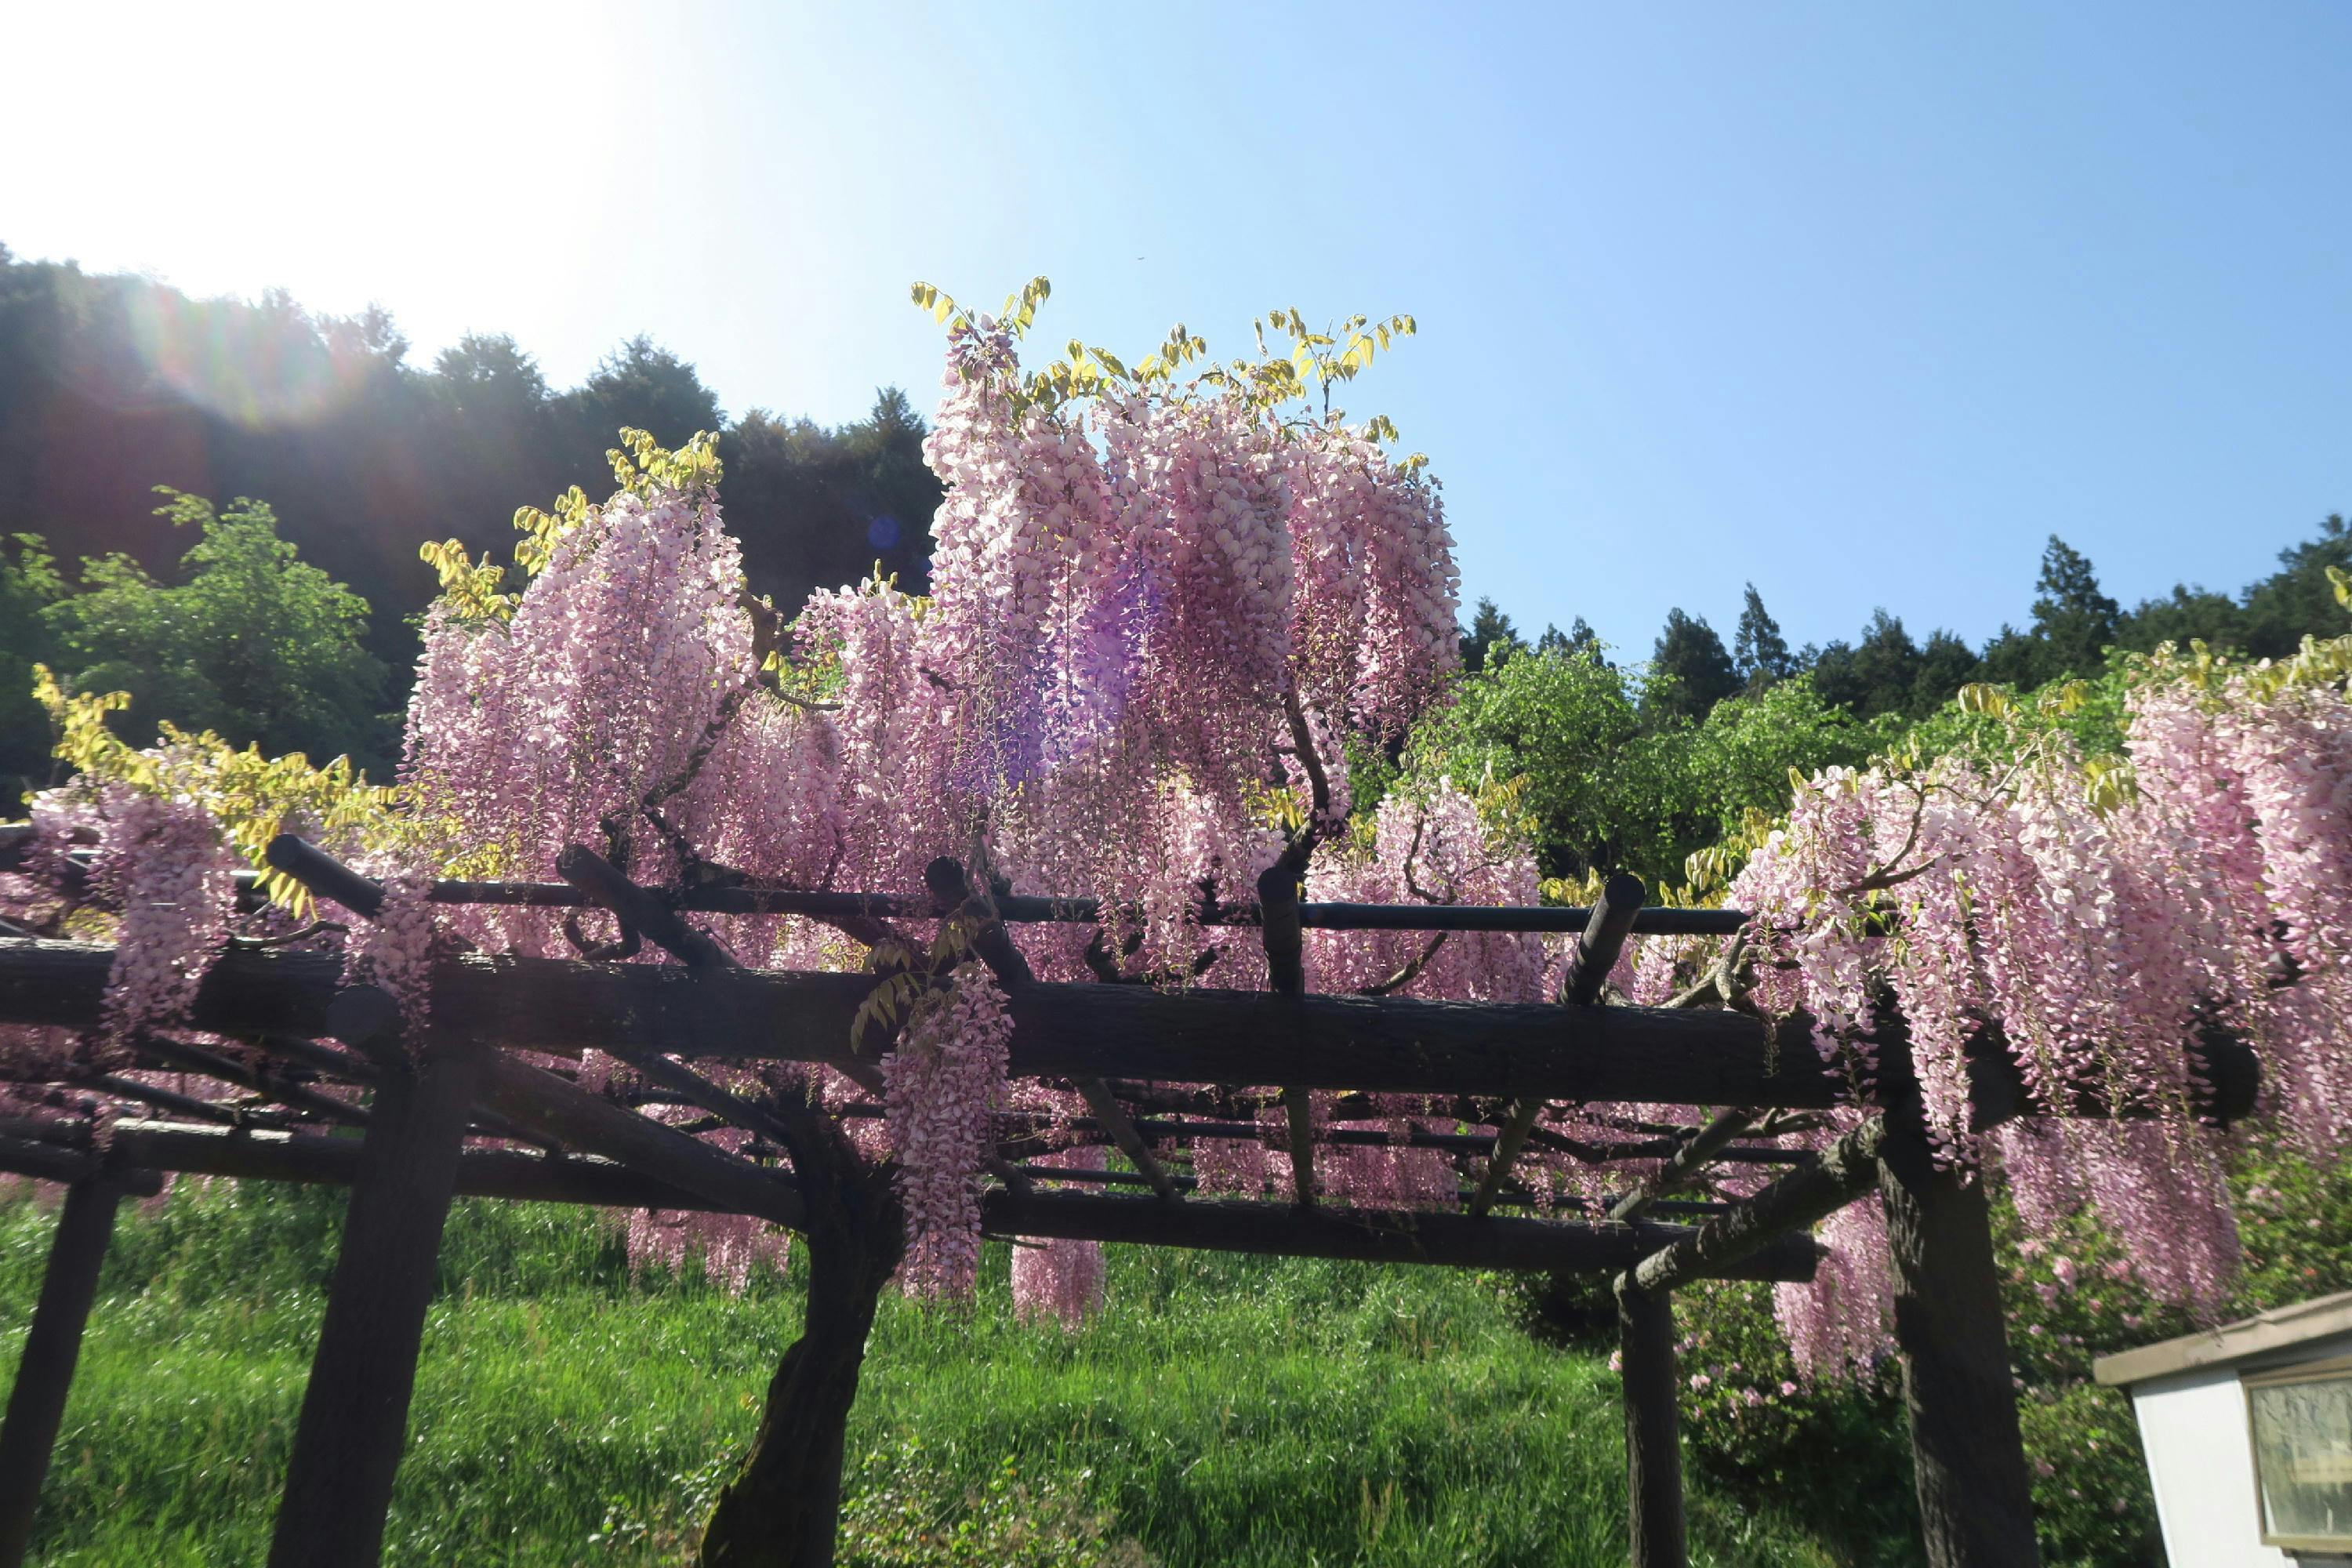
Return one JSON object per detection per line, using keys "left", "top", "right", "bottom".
{"left": 698, "top": 1167, "right": 901, "bottom": 1568}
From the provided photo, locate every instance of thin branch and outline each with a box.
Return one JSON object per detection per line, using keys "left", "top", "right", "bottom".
{"left": 1361, "top": 931, "right": 1448, "bottom": 996}
{"left": 1281, "top": 687, "right": 1333, "bottom": 833}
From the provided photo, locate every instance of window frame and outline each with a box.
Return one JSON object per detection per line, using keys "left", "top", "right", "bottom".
{"left": 2244, "top": 1354, "right": 2352, "bottom": 1552}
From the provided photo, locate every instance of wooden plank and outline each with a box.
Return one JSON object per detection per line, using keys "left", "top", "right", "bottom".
{"left": 228, "top": 837, "right": 1755, "bottom": 935}
{"left": 106, "top": 1122, "right": 728, "bottom": 1210}
{"left": 1617, "top": 1279, "right": 1690, "bottom": 1568}
{"left": 979, "top": 1189, "right": 1816, "bottom": 1279}
{"left": 19, "top": 1119, "right": 1811, "bottom": 1280}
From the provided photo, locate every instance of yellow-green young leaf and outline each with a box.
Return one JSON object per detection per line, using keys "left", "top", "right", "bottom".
{"left": 2329, "top": 564, "right": 2351, "bottom": 608}
{"left": 1956, "top": 683, "right": 2012, "bottom": 717}
{"left": 2038, "top": 681, "right": 2089, "bottom": 717}
{"left": 1788, "top": 765, "right": 1810, "bottom": 794}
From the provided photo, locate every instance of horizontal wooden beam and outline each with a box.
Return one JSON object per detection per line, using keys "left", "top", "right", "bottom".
{"left": 0, "top": 833, "right": 1735, "bottom": 937}
{"left": 984, "top": 1189, "right": 1815, "bottom": 1279}
{"left": 0, "top": 937, "right": 2263, "bottom": 1124}
{"left": 0, "top": 1119, "right": 1817, "bottom": 1281}
{"left": 0, "top": 938, "right": 1846, "bottom": 1109}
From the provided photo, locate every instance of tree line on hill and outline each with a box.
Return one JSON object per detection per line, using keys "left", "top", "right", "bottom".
{"left": 1433, "top": 517, "right": 2352, "bottom": 888}
{"left": 1465, "top": 520, "right": 2352, "bottom": 722}
{"left": 4, "top": 242, "right": 2349, "bottom": 872}
{"left": 0, "top": 242, "right": 942, "bottom": 802}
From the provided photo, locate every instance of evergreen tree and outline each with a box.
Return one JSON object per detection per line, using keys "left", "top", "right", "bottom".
{"left": 1733, "top": 583, "right": 1795, "bottom": 691}
{"left": 1459, "top": 597, "right": 1522, "bottom": 672}
{"left": 562, "top": 335, "right": 726, "bottom": 466}
{"left": 0, "top": 533, "right": 64, "bottom": 812}
{"left": 2239, "top": 514, "right": 2352, "bottom": 658}
{"left": 1983, "top": 535, "right": 2120, "bottom": 687}
{"left": 1911, "top": 629, "right": 1981, "bottom": 714}
{"left": 1645, "top": 608, "right": 1739, "bottom": 724}
{"left": 2029, "top": 535, "right": 2120, "bottom": 673}
{"left": 1537, "top": 616, "right": 1603, "bottom": 660}
{"left": 1812, "top": 610, "right": 1923, "bottom": 720}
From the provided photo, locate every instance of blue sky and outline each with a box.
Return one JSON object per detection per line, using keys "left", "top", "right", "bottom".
{"left": 9, "top": 2, "right": 2350, "bottom": 657}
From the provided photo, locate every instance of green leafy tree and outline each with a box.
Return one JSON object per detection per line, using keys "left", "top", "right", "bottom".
{"left": 1664, "top": 678, "right": 1896, "bottom": 857}
{"left": 1645, "top": 608, "right": 1739, "bottom": 724}
{"left": 0, "top": 532, "right": 65, "bottom": 812}
{"left": 1406, "top": 642, "right": 1649, "bottom": 879}
{"left": 44, "top": 490, "right": 390, "bottom": 769}
{"left": 1403, "top": 648, "right": 1886, "bottom": 887}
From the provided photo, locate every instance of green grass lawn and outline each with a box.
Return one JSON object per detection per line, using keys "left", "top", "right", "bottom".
{"left": 0, "top": 1182, "right": 1863, "bottom": 1566}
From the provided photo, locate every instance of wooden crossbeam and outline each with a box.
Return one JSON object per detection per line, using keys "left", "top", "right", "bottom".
{"left": 94, "top": 833, "right": 1744, "bottom": 936}
{"left": 1632, "top": 1119, "right": 1886, "bottom": 1295}
{"left": 134, "top": 1033, "right": 370, "bottom": 1128}
{"left": 0, "top": 936, "right": 2259, "bottom": 1119}
{"left": 0, "top": 1118, "right": 1813, "bottom": 1281}
{"left": 1608, "top": 1109, "right": 1759, "bottom": 1225}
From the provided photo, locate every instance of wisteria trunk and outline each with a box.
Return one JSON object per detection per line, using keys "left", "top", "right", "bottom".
{"left": 1876, "top": 1127, "right": 2042, "bottom": 1568}
{"left": 698, "top": 1187, "right": 902, "bottom": 1568}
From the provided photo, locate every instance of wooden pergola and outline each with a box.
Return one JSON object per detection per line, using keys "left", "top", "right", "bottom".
{"left": 0, "top": 831, "right": 2259, "bottom": 1568}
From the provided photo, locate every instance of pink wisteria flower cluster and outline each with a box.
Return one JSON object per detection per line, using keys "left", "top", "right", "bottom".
{"left": 27, "top": 292, "right": 2347, "bottom": 1374}
{"left": 1728, "top": 655, "right": 2352, "bottom": 1359}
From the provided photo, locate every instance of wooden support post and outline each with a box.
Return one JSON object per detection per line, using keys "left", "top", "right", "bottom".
{"left": 1876, "top": 1121, "right": 2042, "bottom": 1568}
{"left": 1475, "top": 873, "right": 1644, "bottom": 1217}
{"left": 267, "top": 1025, "right": 484, "bottom": 1568}
{"left": 0, "top": 1172, "right": 154, "bottom": 1568}
{"left": 1615, "top": 1277, "right": 1689, "bottom": 1568}
{"left": 1258, "top": 858, "right": 1319, "bottom": 1204}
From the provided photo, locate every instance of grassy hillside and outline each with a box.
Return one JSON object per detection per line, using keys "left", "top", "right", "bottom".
{"left": 0, "top": 1181, "right": 1880, "bottom": 1567}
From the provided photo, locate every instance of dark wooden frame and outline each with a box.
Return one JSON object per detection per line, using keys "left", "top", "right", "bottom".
{"left": 0, "top": 833, "right": 2270, "bottom": 1568}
